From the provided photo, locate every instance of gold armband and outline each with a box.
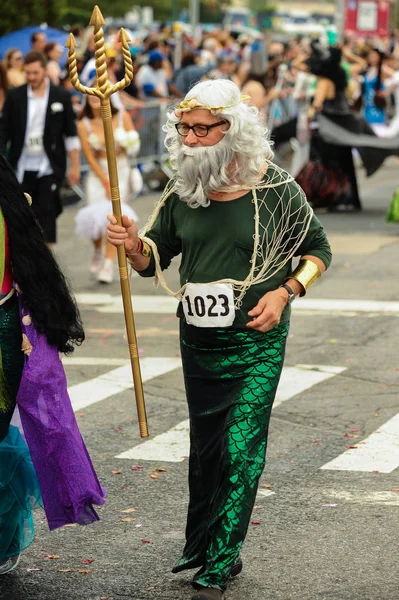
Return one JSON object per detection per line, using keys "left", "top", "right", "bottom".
{"left": 287, "top": 260, "right": 321, "bottom": 296}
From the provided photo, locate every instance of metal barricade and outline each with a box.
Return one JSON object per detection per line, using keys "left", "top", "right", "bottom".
{"left": 129, "top": 100, "right": 167, "bottom": 166}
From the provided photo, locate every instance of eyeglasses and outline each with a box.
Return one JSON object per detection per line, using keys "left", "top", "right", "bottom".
{"left": 175, "top": 120, "right": 227, "bottom": 137}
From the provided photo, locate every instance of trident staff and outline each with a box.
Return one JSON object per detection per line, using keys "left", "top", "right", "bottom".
{"left": 66, "top": 5, "right": 149, "bottom": 438}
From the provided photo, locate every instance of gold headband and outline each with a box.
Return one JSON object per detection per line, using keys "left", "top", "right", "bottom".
{"left": 175, "top": 95, "right": 250, "bottom": 117}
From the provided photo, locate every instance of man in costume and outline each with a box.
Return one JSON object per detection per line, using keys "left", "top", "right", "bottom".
{"left": 0, "top": 155, "right": 105, "bottom": 575}
{"left": 0, "top": 51, "right": 80, "bottom": 246}
{"left": 107, "top": 79, "right": 332, "bottom": 600}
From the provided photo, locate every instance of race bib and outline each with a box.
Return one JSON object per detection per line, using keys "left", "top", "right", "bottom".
{"left": 182, "top": 283, "right": 235, "bottom": 328}
{"left": 27, "top": 132, "right": 44, "bottom": 154}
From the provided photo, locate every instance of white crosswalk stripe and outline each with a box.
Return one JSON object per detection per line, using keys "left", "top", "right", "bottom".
{"left": 75, "top": 293, "right": 399, "bottom": 316}
{"left": 115, "top": 364, "right": 346, "bottom": 462}
{"left": 68, "top": 357, "right": 181, "bottom": 412}
{"left": 321, "top": 413, "right": 399, "bottom": 474}
{"left": 64, "top": 348, "right": 399, "bottom": 475}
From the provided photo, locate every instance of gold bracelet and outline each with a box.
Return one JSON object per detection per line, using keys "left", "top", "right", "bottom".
{"left": 141, "top": 240, "right": 152, "bottom": 259}
{"left": 287, "top": 260, "right": 321, "bottom": 296}
{"left": 126, "top": 238, "right": 152, "bottom": 262}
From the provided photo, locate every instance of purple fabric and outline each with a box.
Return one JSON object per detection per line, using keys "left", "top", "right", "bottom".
{"left": 16, "top": 295, "right": 106, "bottom": 530}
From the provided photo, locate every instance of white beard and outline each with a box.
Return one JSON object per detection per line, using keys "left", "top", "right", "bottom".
{"left": 174, "top": 137, "right": 236, "bottom": 208}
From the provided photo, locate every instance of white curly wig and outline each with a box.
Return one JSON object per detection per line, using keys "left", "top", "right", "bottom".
{"left": 163, "top": 79, "right": 274, "bottom": 208}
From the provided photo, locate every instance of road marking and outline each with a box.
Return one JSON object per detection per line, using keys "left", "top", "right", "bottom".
{"left": 295, "top": 299, "right": 399, "bottom": 314}
{"left": 68, "top": 357, "right": 181, "bottom": 412}
{"left": 330, "top": 490, "right": 399, "bottom": 506}
{"left": 256, "top": 489, "right": 276, "bottom": 499}
{"left": 85, "top": 328, "right": 180, "bottom": 337}
{"left": 116, "top": 364, "right": 345, "bottom": 462}
{"left": 119, "top": 419, "right": 191, "bottom": 463}
{"left": 65, "top": 357, "right": 129, "bottom": 366}
{"left": 76, "top": 293, "right": 399, "bottom": 315}
{"left": 321, "top": 413, "right": 399, "bottom": 474}
{"left": 274, "top": 364, "right": 345, "bottom": 407}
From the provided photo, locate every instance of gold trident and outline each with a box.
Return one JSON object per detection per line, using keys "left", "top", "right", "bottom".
{"left": 66, "top": 5, "right": 149, "bottom": 438}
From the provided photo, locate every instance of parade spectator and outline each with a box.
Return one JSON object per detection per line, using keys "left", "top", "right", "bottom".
{"left": 231, "top": 61, "right": 250, "bottom": 87}
{"left": 70, "top": 23, "right": 85, "bottom": 44}
{"left": 30, "top": 31, "right": 47, "bottom": 53}
{"left": 199, "top": 37, "right": 220, "bottom": 66}
{"left": 207, "top": 54, "right": 237, "bottom": 80}
{"left": 241, "top": 70, "right": 281, "bottom": 113}
{"left": 107, "top": 78, "right": 331, "bottom": 600}
{"left": 3, "top": 49, "right": 25, "bottom": 88}
{"left": 0, "top": 51, "right": 80, "bottom": 246}
{"left": 44, "top": 42, "right": 64, "bottom": 85}
{"left": 107, "top": 52, "right": 144, "bottom": 110}
{"left": 59, "top": 71, "right": 84, "bottom": 114}
{"left": 136, "top": 50, "right": 177, "bottom": 99}
{"left": 173, "top": 51, "right": 214, "bottom": 96}
{"left": 374, "top": 53, "right": 399, "bottom": 138}
{"left": 363, "top": 48, "right": 394, "bottom": 127}
{"left": 76, "top": 30, "right": 95, "bottom": 65}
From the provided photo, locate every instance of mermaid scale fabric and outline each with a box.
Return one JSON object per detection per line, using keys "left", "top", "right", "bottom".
{"left": 177, "top": 322, "right": 289, "bottom": 589}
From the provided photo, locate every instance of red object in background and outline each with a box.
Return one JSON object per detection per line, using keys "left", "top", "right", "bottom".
{"left": 345, "top": 0, "right": 391, "bottom": 38}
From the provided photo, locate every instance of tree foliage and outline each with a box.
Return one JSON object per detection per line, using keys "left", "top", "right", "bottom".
{"left": 0, "top": 0, "right": 67, "bottom": 35}
{"left": 60, "top": 0, "right": 187, "bottom": 25}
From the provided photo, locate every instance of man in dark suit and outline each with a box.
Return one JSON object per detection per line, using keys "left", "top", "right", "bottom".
{"left": 0, "top": 51, "right": 80, "bottom": 245}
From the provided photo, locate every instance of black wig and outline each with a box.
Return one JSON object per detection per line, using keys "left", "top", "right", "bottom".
{"left": 0, "top": 154, "right": 84, "bottom": 354}
{"left": 307, "top": 42, "right": 347, "bottom": 90}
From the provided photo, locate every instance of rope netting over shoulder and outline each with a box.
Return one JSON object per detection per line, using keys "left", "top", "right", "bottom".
{"left": 139, "top": 164, "right": 314, "bottom": 308}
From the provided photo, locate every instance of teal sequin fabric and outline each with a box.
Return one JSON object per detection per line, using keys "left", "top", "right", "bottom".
{"left": 0, "top": 295, "right": 42, "bottom": 560}
{"left": 175, "top": 321, "right": 289, "bottom": 590}
{"left": 0, "top": 295, "right": 24, "bottom": 428}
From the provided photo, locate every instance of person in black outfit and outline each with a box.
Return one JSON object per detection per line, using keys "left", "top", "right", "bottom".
{"left": 295, "top": 43, "right": 399, "bottom": 212}
{"left": 0, "top": 51, "right": 80, "bottom": 245}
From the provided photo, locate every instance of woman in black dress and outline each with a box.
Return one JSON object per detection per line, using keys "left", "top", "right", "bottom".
{"left": 293, "top": 43, "right": 399, "bottom": 211}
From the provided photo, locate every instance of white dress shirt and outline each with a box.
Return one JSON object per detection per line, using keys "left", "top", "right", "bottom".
{"left": 17, "top": 77, "right": 80, "bottom": 182}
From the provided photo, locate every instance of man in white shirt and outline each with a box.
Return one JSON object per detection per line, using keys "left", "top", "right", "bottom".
{"left": 1, "top": 51, "right": 80, "bottom": 245}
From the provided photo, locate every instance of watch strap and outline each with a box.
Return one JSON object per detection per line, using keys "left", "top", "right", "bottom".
{"left": 279, "top": 284, "right": 295, "bottom": 304}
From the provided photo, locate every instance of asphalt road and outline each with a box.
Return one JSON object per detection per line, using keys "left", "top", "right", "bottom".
{"left": 1, "top": 159, "right": 399, "bottom": 600}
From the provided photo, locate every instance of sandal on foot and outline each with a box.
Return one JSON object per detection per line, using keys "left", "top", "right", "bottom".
{"left": 191, "top": 588, "right": 223, "bottom": 600}
{"left": 0, "top": 553, "right": 21, "bottom": 575}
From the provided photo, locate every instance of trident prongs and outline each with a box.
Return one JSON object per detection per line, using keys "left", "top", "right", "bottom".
{"left": 66, "top": 7, "right": 133, "bottom": 100}
{"left": 109, "top": 28, "right": 134, "bottom": 95}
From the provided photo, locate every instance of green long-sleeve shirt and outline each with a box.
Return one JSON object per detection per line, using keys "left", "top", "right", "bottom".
{"left": 139, "top": 167, "right": 332, "bottom": 327}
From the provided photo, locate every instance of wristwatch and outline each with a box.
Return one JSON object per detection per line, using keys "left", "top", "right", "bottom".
{"left": 279, "top": 284, "right": 296, "bottom": 304}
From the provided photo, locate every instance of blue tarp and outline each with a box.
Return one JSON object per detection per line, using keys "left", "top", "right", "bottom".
{"left": 0, "top": 26, "right": 69, "bottom": 65}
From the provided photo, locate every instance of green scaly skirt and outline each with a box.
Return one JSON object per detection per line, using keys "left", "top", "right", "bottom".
{"left": 174, "top": 320, "right": 290, "bottom": 590}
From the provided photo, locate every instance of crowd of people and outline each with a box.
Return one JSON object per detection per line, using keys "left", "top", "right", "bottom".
{"left": 0, "top": 24, "right": 398, "bottom": 270}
